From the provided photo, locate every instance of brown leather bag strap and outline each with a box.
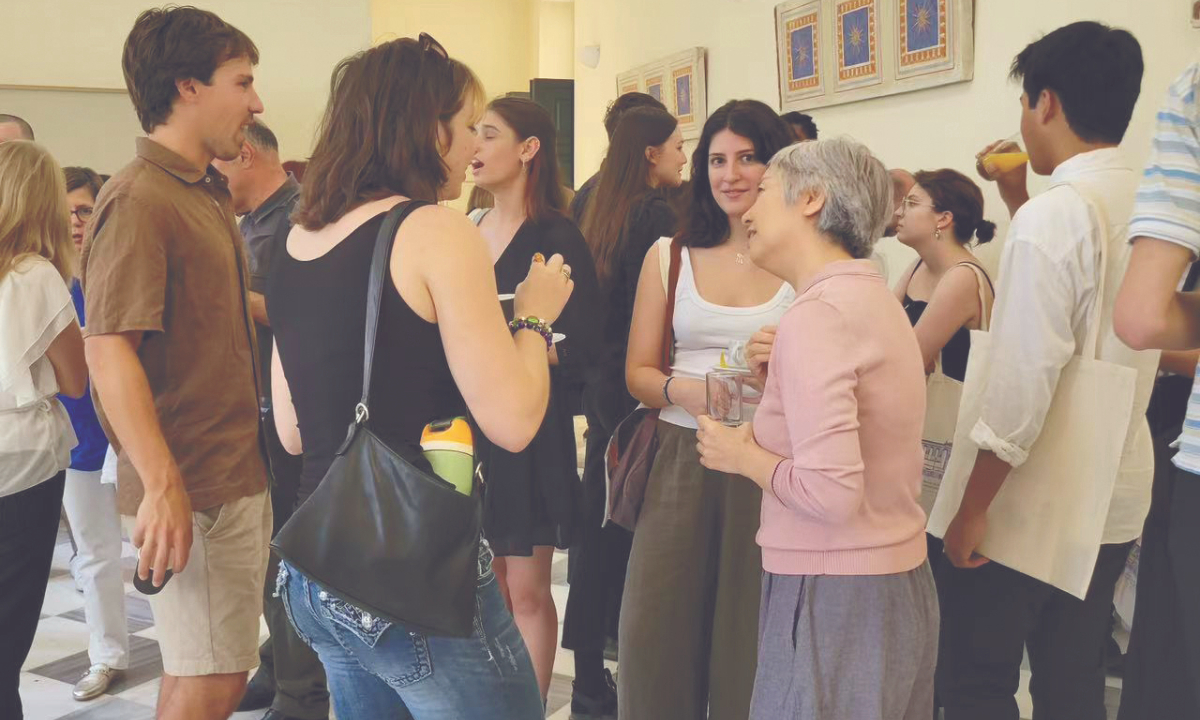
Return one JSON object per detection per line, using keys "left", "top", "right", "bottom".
{"left": 660, "top": 237, "right": 684, "bottom": 372}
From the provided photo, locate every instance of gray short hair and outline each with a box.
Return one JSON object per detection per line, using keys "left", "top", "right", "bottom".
{"left": 244, "top": 119, "right": 279, "bottom": 154}
{"left": 767, "top": 137, "right": 892, "bottom": 259}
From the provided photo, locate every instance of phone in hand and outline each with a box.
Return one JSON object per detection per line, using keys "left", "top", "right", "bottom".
{"left": 133, "top": 557, "right": 174, "bottom": 595}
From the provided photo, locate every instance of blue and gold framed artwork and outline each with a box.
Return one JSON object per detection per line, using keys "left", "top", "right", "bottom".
{"left": 645, "top": 74, "right": 664, "bottom": 103}
{"left": 617, "top": 48, "right": 708, "bottom": 140}
{"left": 775, "top": 0, "right": 973, "bottom": 112}
{"left": 835, "top": 0, "right": 880, "bottom": 89}
{"left": 673, "top": 67, "right": 694, "bottom": 123}
{"left": 897, "top": 0, "right": 953, "bottom": 77}
{"left": 776, "top": 0, "right": 823, "bottom": 106}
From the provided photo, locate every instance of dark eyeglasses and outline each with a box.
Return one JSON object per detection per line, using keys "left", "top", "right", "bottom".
{"left": 70, "top": 206, "right": 94, "bottom": 221}
{"left": 418, "top": 33, "right": 448, "bottom": 61}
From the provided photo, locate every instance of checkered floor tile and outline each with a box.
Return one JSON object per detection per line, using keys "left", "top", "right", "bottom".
{"left": 22, "top": 526, "right": 595, "bottom": 719}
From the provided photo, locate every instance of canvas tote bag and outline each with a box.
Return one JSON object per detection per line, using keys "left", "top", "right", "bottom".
{"left": 927, "top": 185, "right": 1137, "bottom": 599}
{"left": 919, "top": 262, "right": 992, "bottom": 514}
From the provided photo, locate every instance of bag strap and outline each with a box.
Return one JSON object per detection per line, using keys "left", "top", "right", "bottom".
{"left": 357, "top": 200, "right": 432, "bottom": 422}
{"left": 1047, "top": 181, "right": 1110, "bottom": 361}
{"left": 661, "top": 238, "right": 684, "bottom": 372}
{"left": 949, "top": 261, "right": 993, "bottom": 332}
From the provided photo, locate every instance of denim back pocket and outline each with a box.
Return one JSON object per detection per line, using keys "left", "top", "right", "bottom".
{"left": 317, "top": 591, "right": 394, "bottom": 648}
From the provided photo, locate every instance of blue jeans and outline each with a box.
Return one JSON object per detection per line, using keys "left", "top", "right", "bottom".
{"left": 278, "top": 544, "right": 543, "bottom": 719}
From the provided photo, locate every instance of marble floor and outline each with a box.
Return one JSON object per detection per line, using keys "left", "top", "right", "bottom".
{"left": 20, "top": 526, "right": 597, "bottom": 720}
{"left": 22, "top": 521, "right": 1122, "bottom": 720}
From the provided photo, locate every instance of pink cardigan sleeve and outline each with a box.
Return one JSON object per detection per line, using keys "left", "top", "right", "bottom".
{"left": 768, "top": 299, "right": 866, "bottom": 523}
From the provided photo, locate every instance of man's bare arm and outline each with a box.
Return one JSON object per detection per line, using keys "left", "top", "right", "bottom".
{"left": 249, "top": 291, "right": 269, "bottom": 327}
{"left": 85, "top": 332, "right": 192, "bottom": 585}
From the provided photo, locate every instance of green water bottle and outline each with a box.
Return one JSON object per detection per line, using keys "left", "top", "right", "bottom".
{"left": 420, "top": 417, "right": 475, "bottom": 496}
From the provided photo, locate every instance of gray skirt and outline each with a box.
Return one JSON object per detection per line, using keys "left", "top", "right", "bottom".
{"left": 750, "top": 563, "right": 939, "bottom": 720}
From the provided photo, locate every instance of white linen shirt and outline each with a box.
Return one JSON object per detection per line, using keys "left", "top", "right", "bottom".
{"left": 0, "top": 256, "right": 78, "bottom": 498}
{"left": 969, "top": 148, "right": 1160, "bottom": 544}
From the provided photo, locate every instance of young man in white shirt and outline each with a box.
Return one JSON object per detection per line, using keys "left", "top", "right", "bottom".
{"left": 938, "top": 21, "right": 1158, "bottom": 720}
{"left": 1113, "top": 59, "right": 1200, "bottom": 720}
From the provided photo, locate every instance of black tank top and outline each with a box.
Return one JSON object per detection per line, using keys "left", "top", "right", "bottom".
{"left": 902, "top": 260, "right": 993, "bottom": 383}
{"left": 268, "top": 211, "right": 466, "bottom": 506}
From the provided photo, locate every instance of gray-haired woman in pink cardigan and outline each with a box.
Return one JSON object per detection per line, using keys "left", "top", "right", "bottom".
{"left": 696, "top": 137, "right": 938, "bottom": 720}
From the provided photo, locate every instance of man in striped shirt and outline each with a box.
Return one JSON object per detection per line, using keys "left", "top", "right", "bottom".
{"left": 1114, "top": 59, "right": 1200, "bottom": 720}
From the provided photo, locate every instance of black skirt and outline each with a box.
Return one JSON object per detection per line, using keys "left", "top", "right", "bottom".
{"left": 479, "top": 375, "right": 581, "bottom": 556}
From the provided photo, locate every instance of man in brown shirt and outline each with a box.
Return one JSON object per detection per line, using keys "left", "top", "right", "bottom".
{"left": 81, "top": 8, "right": 269, "bottom": 719}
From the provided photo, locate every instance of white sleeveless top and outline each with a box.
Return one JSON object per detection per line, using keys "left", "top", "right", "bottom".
{"left": 660, "top": 244, "right": 795, "bottom": 429}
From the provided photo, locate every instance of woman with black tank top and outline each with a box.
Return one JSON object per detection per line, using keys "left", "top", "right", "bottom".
{"left": 266, "top": 35, "right": 572, "bottom": 720}
{"left": 893, "top": 169, "right": 996, "bottom": 382}
{"left": 893, "top": 168, "right": 995, "bottom": 581}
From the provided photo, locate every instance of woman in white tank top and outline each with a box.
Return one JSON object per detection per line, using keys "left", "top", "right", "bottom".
{"left": 617, "top": 100, "right": 796, "bottom": 720}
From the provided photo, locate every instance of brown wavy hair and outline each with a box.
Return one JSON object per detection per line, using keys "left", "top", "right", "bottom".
{"left": 122, "top": 6, "right": 259, "bottom": 134}
{"left": 486, "top": 98, "right": 566, "bottom": 224}
{"left": 293, "top": 35, "right": 484, "bottom": 230}
{"left": 580, "top": 106, "right": 677, "bottom": 284}
{"left": 0, "top": 141, "right": 74, "bottom": 284}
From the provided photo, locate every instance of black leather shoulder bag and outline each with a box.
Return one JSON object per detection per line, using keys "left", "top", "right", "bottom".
{"left": 271, "top": 200, "right": 482, "bottom": 638}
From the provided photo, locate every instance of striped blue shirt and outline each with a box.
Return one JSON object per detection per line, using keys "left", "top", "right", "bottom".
{"left": 1129, "top": 61, "right": 1200, "bottom": 473}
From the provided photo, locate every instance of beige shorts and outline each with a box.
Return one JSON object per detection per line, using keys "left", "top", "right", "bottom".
{"left": 123, "top": 489, "right": 271, "bottom": 676}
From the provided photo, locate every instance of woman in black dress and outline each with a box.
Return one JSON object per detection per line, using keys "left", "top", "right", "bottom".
{"left": 469, "top": 97, "right": 602, "bottom": 702}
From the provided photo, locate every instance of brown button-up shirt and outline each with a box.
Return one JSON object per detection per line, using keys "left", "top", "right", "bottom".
{"left": 82, "top": 137, "right": 267, "bottom": 515}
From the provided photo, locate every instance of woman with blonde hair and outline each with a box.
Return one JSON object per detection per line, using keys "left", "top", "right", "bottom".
{"left": 0, "top": 140, "right": 89, "bottom": 719}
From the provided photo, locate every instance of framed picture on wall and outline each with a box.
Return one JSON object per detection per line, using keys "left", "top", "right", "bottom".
{"left": 775, "top": 0, "right": 824, "bottom": 106}
{"left": 619, "top": 48, "right": 708, "bottom": 139}
{"left": 616, "top": 70, "right": 640, "bottom": 96}
{"left": 896, "top": 0, "right": 953, "bottom": 77}
{"left": 645, "top": 73, "right": 665, "bottom": 103}
{"left": 673, "top": 67, "right": 695, "bottom": 123}
{"left": 774, "top": 0, "right": 973, "bottom": 112}
{"left": 834, "top": 0, "right": 881, "bottom": 91}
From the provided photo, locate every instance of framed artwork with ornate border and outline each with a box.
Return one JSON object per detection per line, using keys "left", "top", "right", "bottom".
{"left": 616, "top": 48, "right": 708, "bottom": 139}
{"left": 776, "top": 0, "right": 824, "bottom": 106}
{"left": 617, "top": 71, "right": 641, "bottom": 96}
{"left": 775, "top": 0, "right": 974, "bottom": 112}
{"left": 897, "top": 0, "right": 953, "bottom": 77}
{"left": 645, "top": 73, "right": 665, "bottom": 104}
{"left": 834, "top": 0, "right": 881, "bottom": 90}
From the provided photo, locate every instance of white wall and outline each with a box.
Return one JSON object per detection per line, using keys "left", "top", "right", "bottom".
{"left": 372, "top": 0, "right": 538, "bottom": 98}
{"left": 0, "top": 0, "right": 372, "bottom": 173}
{"left": 536, "top": 1, "right": 576, "bottom": 79}
{"left": 575, "top": 0, "right": 1196, "bottom": 277}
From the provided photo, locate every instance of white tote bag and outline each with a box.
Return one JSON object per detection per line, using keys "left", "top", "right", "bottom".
{"left": 919, "top": 263, "right": 991, "bottom": 514}
{"left": 927, "top": 190, "right": 1137, "bottom": 600}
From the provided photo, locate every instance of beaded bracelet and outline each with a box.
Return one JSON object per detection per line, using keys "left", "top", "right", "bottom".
{"left": 509, "top": 316, "right": 554, "bottom": 349}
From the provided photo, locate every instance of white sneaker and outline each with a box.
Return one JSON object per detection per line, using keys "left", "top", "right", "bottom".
{"left": 73, "top": 663, "right": 120, "bottom": 701}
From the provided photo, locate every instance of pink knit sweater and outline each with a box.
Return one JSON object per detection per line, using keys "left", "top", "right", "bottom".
{"left": 752, "top": 260, "right": 928, "bottom": 576}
